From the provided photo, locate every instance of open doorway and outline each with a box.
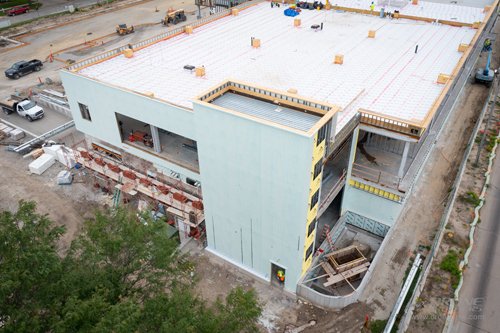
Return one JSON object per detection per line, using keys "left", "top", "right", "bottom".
{"left": 270, "top": 262, "right": 286, "bottom": 288}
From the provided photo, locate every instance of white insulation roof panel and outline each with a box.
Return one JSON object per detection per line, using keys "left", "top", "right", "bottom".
{"left": 79, "top": 2, "right": 479, "bottom": 132}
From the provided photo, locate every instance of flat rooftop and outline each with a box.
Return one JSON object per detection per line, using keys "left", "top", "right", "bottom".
{"left": 325, "top": 0, "right": 487, "bottom": 24}
{"left": 211, "top": 92, "right": 322, "bottom": 131}
{"left": 77, "top": 2, "right": 481, "bottom": 132}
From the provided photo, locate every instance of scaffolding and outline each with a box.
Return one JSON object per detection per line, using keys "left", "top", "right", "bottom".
{"left": 75, "top": 148, "right": 205, "bottom": 228}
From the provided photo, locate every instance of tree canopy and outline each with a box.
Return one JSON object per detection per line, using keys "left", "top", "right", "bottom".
{"left": 0, "top": 201, "right": 261, "bottom": 333}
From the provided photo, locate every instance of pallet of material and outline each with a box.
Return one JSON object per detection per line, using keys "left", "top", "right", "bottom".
{"left": 323, "top": 261, "right": 370, "bottom": 287}
{"left": 9, "top": 129, "right": 25, "bottom": 140}
{"left": 325, "top": 245, "right": 367, "bottom": 273}
{"left": 29, "top": 153, "right": 55, "bottom": 175}
{"left": 1, "top": 126, "right": 13, "bottom": 136}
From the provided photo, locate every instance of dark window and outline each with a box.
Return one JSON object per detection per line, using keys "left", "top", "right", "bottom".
{"left": 317, "top": 124, "right": 327, "bottom": 146}
{"left": 79, "top": 103, "right": 91, "bottom": 121}
{"left": 310, "top": 190, "right": 319, "bottom": 210}
{"left": 307, "top": 219, "right": 316, "bottom": 237}
{"left": 186, "top": 178, "right": 197, "bottom": 186}
{"left": 313, "top": 159, "right": 323, "bottom": 180}
{"left": 305, "top": 243, "right": 313, "bottom": 262}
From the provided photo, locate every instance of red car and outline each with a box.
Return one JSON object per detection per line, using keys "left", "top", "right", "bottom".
{"left": 6, "top": 5, "right": 29, "bottom": 16}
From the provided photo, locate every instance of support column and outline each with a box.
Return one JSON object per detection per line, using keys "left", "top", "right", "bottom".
{"left": 150, "top": 125, "right": 161, "bottom": 154}
{"left": 346, "top": 126, "right": 360, "bottom": 180}
{"left": 398, "top": 141, "right": 410, "bottom": 178}
{"left": 328, "top": 114, "right": 339, "bottom": 155}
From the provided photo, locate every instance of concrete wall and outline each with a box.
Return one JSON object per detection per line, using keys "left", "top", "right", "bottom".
{"left": 62, "top": 70, "right": 330, "bottom": 291}
{"left": 194, "top": 102, "right": 314, "bottom": 292}
{"left": 341, "top": 185, "right": 403, "bottom": 227}
{"left": 60, "top": 71, "right": 200, "bottom": 181}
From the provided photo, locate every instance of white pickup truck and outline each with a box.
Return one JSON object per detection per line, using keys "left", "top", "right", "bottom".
{"left": 0, "top": 97, "right": 44, "bottom": 121}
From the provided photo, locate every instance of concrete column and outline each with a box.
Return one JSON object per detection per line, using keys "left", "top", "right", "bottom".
{"left": 150, "top": 125, "right": 161, "bottom": 153}
{"left": 398, "top": 141, "right": 410, "bottom": 178}
{"left": 346, "top": 126, "right": 360, "bottom": 180}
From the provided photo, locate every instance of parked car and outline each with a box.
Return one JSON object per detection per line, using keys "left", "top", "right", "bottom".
{"left": 6, "top": 5, "right": 29, "bottom": 16}
{"left": 0, "top": 96, "right": 44, "bottom": 122}
{"left": 4, "top": 59, "right": 43, "bottom": 79}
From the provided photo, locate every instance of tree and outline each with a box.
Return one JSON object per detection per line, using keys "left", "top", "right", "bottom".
{"left": 0, "top": 201, "right": 262, "bottom": 333}
{"left": 0, "top": 201, "right": 65, "bottom": 332}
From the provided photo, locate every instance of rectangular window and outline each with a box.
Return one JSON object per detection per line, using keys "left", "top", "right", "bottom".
{"left": 307, "top": 219, "right": 316, "bottom": 237}
{"left": 305, "top": 243, "right": 313, "bottom": 262}
{"left": 79, "top": 103, "right": 91, "bottom": 121}
{"left": 313, "top": 159, "right": 323, "bottom": 180}
{"left": 310, "top": 190, "right": 319, "bottom": 210}
{"left": 317, "top": 125, "right": 327, "bottom": 146}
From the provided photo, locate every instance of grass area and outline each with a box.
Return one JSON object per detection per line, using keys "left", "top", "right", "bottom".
{"left": 460, "top": 191, "right": 481, "bottom": 206}
{"left": 440, "top": 250, "right": 461, "bottom": 290}
{"left": 370, "top": 319, "right": 388, "bottom": 333}
{"left": 0, "top": 0, "right": 30, "bottom": 10}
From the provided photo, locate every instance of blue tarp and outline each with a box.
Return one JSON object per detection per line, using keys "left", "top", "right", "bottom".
{"left": 284, "top": 8, "right": 299, "bottom": 17}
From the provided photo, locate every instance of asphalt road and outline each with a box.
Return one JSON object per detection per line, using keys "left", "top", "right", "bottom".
{"left": 0, "top": 106, "right": 71, "bottom": 136}
{"left": 0, "top": 0, "right": 208, "bottom": 138}
{"left": 453, "top": 156, "right": 500, "bottom": 333}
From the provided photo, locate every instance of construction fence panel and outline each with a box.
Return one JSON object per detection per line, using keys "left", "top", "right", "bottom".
{"left": 344, "top": 211, "right": 390, "bottom": 238}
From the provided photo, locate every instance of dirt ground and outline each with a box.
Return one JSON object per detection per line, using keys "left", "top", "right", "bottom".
{"left": 0, "top": 128, "right": 372, "bottom": 333}
{"left": 0, "top": 1, "right": 497, "bottom": 332}
{"left": 186, "top": 240, "right": 373, "bottom": 333}
{"left": 406, "top": 84, "right": 500, "bottom": 333}
{"left": 359, "top": 43, "right": 495, "bottom": 326}
{"left": 0, "top": 131, "right": 106, "bottom": 252}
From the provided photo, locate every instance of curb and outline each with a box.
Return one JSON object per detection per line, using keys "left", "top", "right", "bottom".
{"left": 455, "top": 118, "right": 499, "bottom": 299}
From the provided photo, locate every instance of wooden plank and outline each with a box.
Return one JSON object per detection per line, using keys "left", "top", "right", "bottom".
{"left": 323, "top": 262, "right": 370, "bottom": 287}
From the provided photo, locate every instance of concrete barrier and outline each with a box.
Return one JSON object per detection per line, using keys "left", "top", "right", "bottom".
{"left": 0, "top": 20, "right": 11, "bottom": 29}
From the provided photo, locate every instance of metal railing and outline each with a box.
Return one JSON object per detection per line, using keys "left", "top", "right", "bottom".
{"left": 359, "top": 109, "right": 424, "bottom": 138}
{"left": 13, "top": 120, "right": 75, "bottom": 153}
{"left": 199, "top": 80, "right": 334, "bottom": 113}
{"left": 317, "top": 170, "right": 347, "bottom": 217}
{"left": 352, "top": 163, "right": 402, "bottom": 189}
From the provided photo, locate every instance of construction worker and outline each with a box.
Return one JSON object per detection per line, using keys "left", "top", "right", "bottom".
{"left": 370, "top": 1, "right": 375, "bottom": 11}
{"left": 277, "top": 270, "right": 285, "bottom": 283}
{"left": 483, "top": 38, "right": 492, "bottom": 52}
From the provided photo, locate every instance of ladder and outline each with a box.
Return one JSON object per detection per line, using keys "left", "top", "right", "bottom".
{"left": 320, "top": 225, "right": 335, "bottom": 252}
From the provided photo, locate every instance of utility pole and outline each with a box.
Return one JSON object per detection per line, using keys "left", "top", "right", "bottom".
{"left": 475, "top": 72, "right": 499, "bottom": 166}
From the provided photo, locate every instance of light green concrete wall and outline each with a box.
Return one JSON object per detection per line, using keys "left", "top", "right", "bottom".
{"left": 60, "top": 71, "right": 200, "bottom": 181}
{"left": 63, "top": 71, "right": 320, "bottom": 291}
{"left": 341, "top": 185, "right": 402, "bottom": 227}
{"left": 194, "top": 102, "right": 314, "bottom": 292}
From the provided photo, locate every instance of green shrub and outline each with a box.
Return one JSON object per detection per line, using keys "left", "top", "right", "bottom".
{"left": 462, "top": 191, "right": 481, "bottom": 206}
{"left": 440, "top": 250, "right": 461, "bottom": 290}
{"left": 370, "top": 319, "right": 388, "bottom": 333}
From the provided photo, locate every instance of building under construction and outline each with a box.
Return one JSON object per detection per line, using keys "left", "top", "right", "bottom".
{"left": 60, "top": 0, "right": 498, "bottom": 306}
